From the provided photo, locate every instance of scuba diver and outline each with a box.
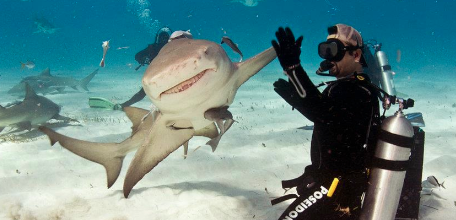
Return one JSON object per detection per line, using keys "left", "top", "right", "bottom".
{"left": 271, "top": 25, "right": 381, "bottom": 219}
{"left": 89, "top": 27, "right": 193, "bottom": 110}
{"left": 114, "top": 27, "right": 172, "bottom": 110}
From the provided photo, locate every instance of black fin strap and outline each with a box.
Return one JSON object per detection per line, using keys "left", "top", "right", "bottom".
{"left": 371, "top": 157, "right": 408, "bottom": 171}
{"left": 378, "top": 129, "right": 414, "bottom": 149}
{"left": 271, "top": 194, "right": 299, "bottom": 206}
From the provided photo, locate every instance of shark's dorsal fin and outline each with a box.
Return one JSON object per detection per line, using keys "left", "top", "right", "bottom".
{"left": 40, "top": 67, "right": 52, "bottom": 76}
{"left": 24, "top": 83, "right": 38, "bottom": 100}
{"left": 124, "top": 107, "right": 151, "bottom": 134}
{"left": 234, "top": 47, "right": 276, "bottom": 88}
{"left": 79, "top": 69, "right": 99, "bottom": 91}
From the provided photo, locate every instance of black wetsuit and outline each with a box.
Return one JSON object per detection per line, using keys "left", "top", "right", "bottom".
{"left": 120, "top": 42, "right": 167, "bottom": 109}
{"left": 274, "top": 66, "right": 380, "bottom": 219}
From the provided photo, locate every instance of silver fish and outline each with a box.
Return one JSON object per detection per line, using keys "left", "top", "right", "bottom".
{"left": 427, "top": 175, "right": 446, "bottom": 189}
{"left": 20, "top": 61, "right": 35, "bottom": 70}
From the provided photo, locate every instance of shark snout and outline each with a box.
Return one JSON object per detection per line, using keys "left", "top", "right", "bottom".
{"left": 143, "top": 50, "right": 218, "bottom": 100}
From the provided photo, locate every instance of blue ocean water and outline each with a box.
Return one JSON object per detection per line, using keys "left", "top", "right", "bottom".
{"left": 1, "top": 1, "right": 456, "bottom": 219}
{"left": 1, "top": 0, "right": 455, "bottom": 75}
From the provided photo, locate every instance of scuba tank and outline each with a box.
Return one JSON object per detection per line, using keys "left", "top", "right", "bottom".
{"left": 360, "top": 41, "right": 425, "bottom": 219}
{"left": 360, "top": 96, "right": 416, "bottom": 220}
{"left": 363, "top": 40, "right": 397, "bottom": 96}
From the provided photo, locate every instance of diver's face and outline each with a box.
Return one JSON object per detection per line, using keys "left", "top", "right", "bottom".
{"left": 329, "top": 47, "right": 362, "bottom": 79}
{"left": 158, "top": 33, "right": 170, "bottom": 44}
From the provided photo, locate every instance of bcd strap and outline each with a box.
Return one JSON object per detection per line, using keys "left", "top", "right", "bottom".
{"left": 371, "top": 157, "right": 408, "bottom": 171}
{"left": 271, "top": 194, "right": 299, "bottom": 206}
{"left": 378, "top": 129, "right": 414, "bottom": 149}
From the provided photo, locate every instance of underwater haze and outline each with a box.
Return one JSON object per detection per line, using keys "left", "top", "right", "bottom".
{"left": 1, "top": 0, "right": 456, "bottom": 220}
{"left": 1, "top": 0, "right": 455, "bottom": 73}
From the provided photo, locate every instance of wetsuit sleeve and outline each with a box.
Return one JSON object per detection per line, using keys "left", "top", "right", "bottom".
{"left": 275, "top": 66, "right": 375, "bottom": 125}
{"left": 120, "top": 87, "right": 146, "bottom": 108}
{"left": 273, "top": 66, "right": 322, "bottom": 122}
{"left": 135, "top": 44, "right": 153, "bottom": 65}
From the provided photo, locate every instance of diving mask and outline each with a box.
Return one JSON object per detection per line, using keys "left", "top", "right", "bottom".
{"left": 318, "top": 39, "right": 361, "bottom": 62}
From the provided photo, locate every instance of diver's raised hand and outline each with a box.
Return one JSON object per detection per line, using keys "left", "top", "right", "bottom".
{"left": 272, "top": 27, "right": 303, "bottom": 71}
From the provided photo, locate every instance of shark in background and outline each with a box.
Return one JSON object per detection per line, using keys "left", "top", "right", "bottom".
{"left": 231, "top": 0, "right": 262, "bottom": 7}
{"left": 8, "top": 68, "right": 98, "bottom": 96}
{"left": 0, "top": 83, "right": 74, "bottom": 133}
{"left": 33, "top": 15, "right": 59, "bottom": 34}
{"left": 40, "top": 37, "right": 277, "bottom": 198}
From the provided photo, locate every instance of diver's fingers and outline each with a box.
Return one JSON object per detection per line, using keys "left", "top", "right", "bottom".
{"left": 296, "top": 36, "right": 304, "bottom": 48}
{"left": 285, "top": 27, "right": 295, "bottom": 44}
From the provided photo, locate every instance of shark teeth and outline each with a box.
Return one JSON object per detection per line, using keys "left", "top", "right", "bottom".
{"left": 162, "top": 69, "right": 211, "bottom": 95}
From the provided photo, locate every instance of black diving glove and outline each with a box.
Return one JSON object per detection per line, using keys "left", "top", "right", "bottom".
{"left": 272, "top": 27, "right": 304, "bottom": 71}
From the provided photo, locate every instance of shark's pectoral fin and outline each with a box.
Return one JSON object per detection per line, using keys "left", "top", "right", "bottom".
{"left": 123, "top": 116, "right": 194, "bottom": 198}
{"left": 16, "top": 121, "right": 32, "bottom": 130}
{"left": 235, "top": 47, "right": 277, "bottom": 88}
{"left": 39, "top": 126, "right": 127, "bottom": 188}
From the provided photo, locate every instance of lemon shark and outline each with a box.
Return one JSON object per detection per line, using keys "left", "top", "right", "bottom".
{"left": 8, "top": 68, "right": 98, "bottom": 96}
{"left": 0, "top": 83, "right": 73, "bottom": 133}
{"left": 39, "top": 38, "right": 276, "bottom": 198}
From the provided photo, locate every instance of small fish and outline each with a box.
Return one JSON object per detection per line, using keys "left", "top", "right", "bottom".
{"left": 99, "top": 40, "right": 110, "bottom": 67}
{"left": 221, "top": 36, "right": 243, "bottom": 62}
{"left": 116, "top": 46, "right": 130, "bottom": 50}
{"left": 427, "top": 175, "right": 446, "bottom": 189}
{"left": 20, "top": 61, "right": 35, "bottom": 70}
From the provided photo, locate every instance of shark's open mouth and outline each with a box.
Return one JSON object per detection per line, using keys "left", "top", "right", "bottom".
{"left": 161, "top": 69, "right": 212, "bottom": 95}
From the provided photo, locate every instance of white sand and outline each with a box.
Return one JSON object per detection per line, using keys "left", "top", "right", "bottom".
{"left": 0, "top": 67, "right": 455, "bottom": 219}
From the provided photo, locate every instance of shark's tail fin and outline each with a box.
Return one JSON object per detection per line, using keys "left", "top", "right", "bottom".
{"left": 39, "top": 126, "right": 125, "bottom": 188}
{"left": 79, "top": 69, "right": 99, "bottom": 91}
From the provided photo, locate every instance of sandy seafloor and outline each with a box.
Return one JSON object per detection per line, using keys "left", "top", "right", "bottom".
{"left": 0, "top": 65, "right": 455, "bottom": 220}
